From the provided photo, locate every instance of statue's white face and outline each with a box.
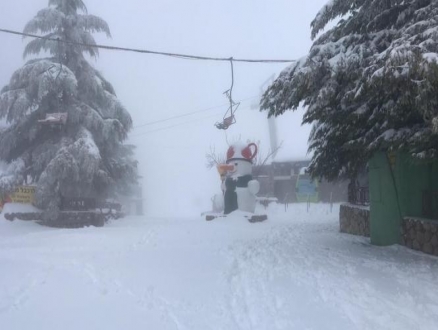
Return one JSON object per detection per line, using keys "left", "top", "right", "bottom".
{"left": 227, "top": 160, "right": 252, "bottom": 176}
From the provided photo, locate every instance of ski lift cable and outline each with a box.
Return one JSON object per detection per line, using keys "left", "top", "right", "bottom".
{"left": 131, "top": 112, "right": 224, "bottom": 137}
{"left": 0, "top": 28, "right": 274, "bottom": 132}
{"left": 132, "top": 95, "right": 258, "bottom": 129}
{"left": 0, "top": 28, "right": 297, "bottom": 64}
{"left": 131, "top": 105, "right": 252, "bottom": 137}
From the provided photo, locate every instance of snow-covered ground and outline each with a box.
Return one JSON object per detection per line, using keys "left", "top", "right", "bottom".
{"left": 1, "top": 203, "right": 438, "bottom": 330}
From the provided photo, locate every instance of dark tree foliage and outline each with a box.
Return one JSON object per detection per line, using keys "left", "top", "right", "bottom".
{"left": 261, "top": 0, "right": 438, "bottom": 181}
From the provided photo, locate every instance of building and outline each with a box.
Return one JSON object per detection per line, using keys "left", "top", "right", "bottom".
{"left": 254, "top": 159, "right": 348, "bottom": 204}
{"left": 254, "top": 107, "right": 348, "bottom": 204}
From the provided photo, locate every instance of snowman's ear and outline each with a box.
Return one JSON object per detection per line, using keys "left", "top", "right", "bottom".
{"left": 247, "top": 143, "right": 258, "bottom": 160}
{"left": 227, "top": 146, "right": 235, "bottom": 160}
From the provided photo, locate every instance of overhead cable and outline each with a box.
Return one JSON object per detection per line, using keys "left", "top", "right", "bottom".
{"left": 0, "top": 28, "right": 297, "bottom": 64}
{"left": 133, "top": 95, "right": 257, "bottom": 129}
{"left": 131, "top": 105, "right": 251, "bottom": 137}
{"left": 130, "top": 112, "right": 224, "bottom": 137}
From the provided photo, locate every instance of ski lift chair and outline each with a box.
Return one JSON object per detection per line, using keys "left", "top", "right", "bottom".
{"left": 215, "top": 115, "right": 236, "bottom": 130}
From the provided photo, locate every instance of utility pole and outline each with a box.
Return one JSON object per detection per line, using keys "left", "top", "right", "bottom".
{"left": 251, "top": 74, "right": 278, "bottom": 160}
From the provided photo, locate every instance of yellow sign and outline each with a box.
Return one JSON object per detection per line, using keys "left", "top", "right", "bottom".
{"left": 0, "top": 186, "right": 36, "bottom": 212}
{"left": 9, "top": 186, "right": 36, "bottom": 204}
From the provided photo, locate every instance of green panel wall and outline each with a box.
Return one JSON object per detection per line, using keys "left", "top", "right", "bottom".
{"left": 369, "top": 152, "right": 402, "bottom": 246}
{"left": 369, "top": 152, "right": 438, "bottom": 246}
{"left": 433, "top": 162, "right": 438, "bottom": 217}
{"left": 397, "top": 154, "right": 430, "bottom": 217}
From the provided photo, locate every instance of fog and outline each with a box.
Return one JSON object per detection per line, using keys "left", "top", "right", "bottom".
{"left": 0, "top": 0, "right": 328, "bottom": 216}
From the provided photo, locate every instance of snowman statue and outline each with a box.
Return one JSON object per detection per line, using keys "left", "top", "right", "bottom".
{"left": 208, "top": 141, "right": 267, "bottom": 222}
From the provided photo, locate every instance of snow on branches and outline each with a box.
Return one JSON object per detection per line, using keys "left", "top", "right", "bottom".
{"left": 262, "top": 0, "right": 438, "bottom": 180}
{"left": 0, "top": 59, "right": 76, "bottom": 123}
{"left": 0, "top": 0, "right": 138, "bottom": 215}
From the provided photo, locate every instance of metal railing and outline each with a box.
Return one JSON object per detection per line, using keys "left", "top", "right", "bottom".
{"left": 348, "top": 186, "right": 369, "bottom": 206}
{"left": 283, "top": 193, "right": 290, "bottom": 212}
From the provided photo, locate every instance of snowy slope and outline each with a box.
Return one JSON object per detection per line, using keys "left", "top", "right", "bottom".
{"left": 0, "top": 204, "right": 437, "bottom": 330}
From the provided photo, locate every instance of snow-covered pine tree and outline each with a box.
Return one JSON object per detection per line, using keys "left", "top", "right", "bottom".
{"left": 0, "top": 0, "right": 138, "bottom": 218}
{"left": 261, "top": 0, "right": 438, "bottom": 181}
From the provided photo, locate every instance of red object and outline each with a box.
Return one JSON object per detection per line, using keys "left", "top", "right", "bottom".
{"left": 242, "top": 143, "right": 258, "bottom": 160}
{"left": 226, "top": 142, "right": 258, "bottom": 163}
{"left": 223, "top": 116, "right": 234, "bottom": 127}
{"left": 215, "top": 115, "right": 235, "bottom": 130}
{"left": 227, "top": 146, "right": 235, "bottom": 160}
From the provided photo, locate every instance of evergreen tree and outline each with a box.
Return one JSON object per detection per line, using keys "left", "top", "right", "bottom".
{"left": 261, "top": 0, "right": 438, "bottom": 181}
{"left": 0, "top": 0, "right": 138, "bottom": 218}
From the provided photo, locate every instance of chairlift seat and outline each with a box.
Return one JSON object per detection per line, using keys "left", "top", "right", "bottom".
{"left": 215, "top": 115, "right": 235, "bottom": 130}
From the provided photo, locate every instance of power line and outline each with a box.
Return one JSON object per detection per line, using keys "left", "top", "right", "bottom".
{"left": 0, "top": 28, "right": 297, "bottom": 64}
{"left": 132, "top": 95, "right": 258, "bottom": 129}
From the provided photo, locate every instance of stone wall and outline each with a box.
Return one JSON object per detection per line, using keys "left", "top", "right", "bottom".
{"left": 401, "top": 217, "right": 438, "bottom": 256}
{"left": 339, "top": 203, "right": 370, "bottom": 237}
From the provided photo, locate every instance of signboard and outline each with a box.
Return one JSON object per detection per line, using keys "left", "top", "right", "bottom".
{"left": 0, "top": 186, "right": 36, "bottom": 212}
{"left": 297, "top": 178, "right": 317, "bottom": 195}
{"left": 296, "top": 175, "right": 319, "bottom": 203}
{"left": 61, "top": 197, "right": 96, "bottom": 211}
{"left": 9, "top": 186, "right": 36, "bottom": 204}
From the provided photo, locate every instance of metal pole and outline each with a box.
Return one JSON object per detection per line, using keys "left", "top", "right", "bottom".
{"left": 330, "top": 191, "right": 333, "bottom": 213}
{"left": 284, "top": 193, "right": 289, "bottom": 212}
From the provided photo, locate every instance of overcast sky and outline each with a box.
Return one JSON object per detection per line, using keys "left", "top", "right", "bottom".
{"left": 0, "top": 0, "right": 329, "bottom": 216}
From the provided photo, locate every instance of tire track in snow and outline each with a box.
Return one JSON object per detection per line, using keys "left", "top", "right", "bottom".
{"left": 292, "top": 227, "right": 438, "bottom": 330}
{"left": 221, "top": 221, "right": 417, "bottom": 330}
{"left": 66, "top": 256, "right": 192, "bottom": 330}
{"left": 222, "top": 224, "right": 307, "bottom": 330}
{"left": 258, "top": 223, "right": 438, "bottom": 330}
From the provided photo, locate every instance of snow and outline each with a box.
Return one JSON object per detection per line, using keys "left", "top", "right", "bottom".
{"left": 1, "top": 203, "right": 438, "bottom": 330}
{"left": 1, "top": 202, "right": 41, "bottom": 213}
{"left": 423, "top": 52, "right": 438, "bottom": 63}
{"left": 75, "top": 128, "right": 100, "bottom": 158}
{"left": 343, "top": 202, "right": 370, "bottom": 211}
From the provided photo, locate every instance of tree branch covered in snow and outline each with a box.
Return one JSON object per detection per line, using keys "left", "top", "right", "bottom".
{"left": 262, "top": 0, "right": 438, "bottom": 180}
{"left": 0, "top": 0, "right": 138, "bottom": 216}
